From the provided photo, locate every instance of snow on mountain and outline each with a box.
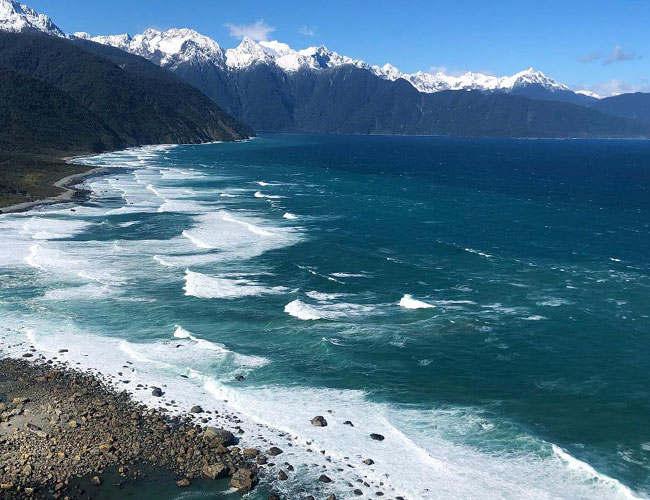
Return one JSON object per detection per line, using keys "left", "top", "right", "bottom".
{"left": 576, "top": 89, "right": 603, "bottom": 99}
{"left": 0, "top": 1, "right": 576, "bottom": 96}
{"left": 74, "top": 28, "right": 225, "bottom": 68}
{"left": 0, "top": 0, "right": 63, "bottom": 37}
{"left": 77, "top": 28, "right": 571, "bottom": 95}
{"left": 377, "top": 67, "right": 571, "bottom": 94}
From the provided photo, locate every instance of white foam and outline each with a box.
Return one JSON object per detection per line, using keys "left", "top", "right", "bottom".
{"left": 21, "top": 217, "right": 93, "bottom": 240}
{"left": 183, "top": 270, "right": 286, "bottom": 299}
{"left": 254, "top": 191, "right": 284, "bottom": 199}
{"left": 181, "top": 211, "right": 300, "bottom": 260}
{"left": 537, "top": 298, "right": 572, "bottom": 307}
{"left": 330, "top": 272, "right": 369, "bottom": 278}
{"left": 284, "top": 299, "right": 376, "bottom": 321}
{"left": 305, "top": 291, "right": 348, "bottom": 301}
{"left": 173, "top": 325, "right": 269, "bottom": 368}
{"left": 283, "top": 212, "right": 297, "bottom": 219}
{"left": 524, "top": 315, "right": 547, "bottom": 321}
{"left": 284, "top": 299, "right": 323, "bottom": 320}
{"left": 399, "top": 294, "right": 436, "bottom": 309}
{"left": 464, "top": 248, "right": 493, "bottom": 258}
{"left": 42, "top": 284, "right": 113, "bottom": 301}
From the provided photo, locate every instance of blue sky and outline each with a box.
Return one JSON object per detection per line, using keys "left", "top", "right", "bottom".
{"left": 28, "top": 0, "right": 650, "bottom": 94}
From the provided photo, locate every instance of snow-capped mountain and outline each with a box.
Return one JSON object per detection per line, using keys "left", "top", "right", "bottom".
{"left": 0, "top": 0, "right": 63, "bottom": 37}
{"left": 384, "top": 67, "right": 572, "bottom": 94}
{"left": 75, "top": 29, "right": 370, "bottom": 74}
{"left": 0, "top": 0, "right": 586, "bottom": 97}
{"left": 79, "top": 28, "right": 572, "bottom": 95}
{"left": 74, "top": 28, "right": 226, "bottom": 69}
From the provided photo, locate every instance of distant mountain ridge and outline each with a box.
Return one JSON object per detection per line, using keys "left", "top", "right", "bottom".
{"left": 0, "top": 0, "right": 587, "bottom": 98}
{"left": 2, "top": 0, "right": 650, "bottom": 139}
{"left": 75, "top": 28, "right": 577, "bottom": 98}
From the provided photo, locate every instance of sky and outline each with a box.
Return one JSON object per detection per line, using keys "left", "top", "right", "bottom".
{"left": 27, "top": 0, "right": 650, "bottom": 95}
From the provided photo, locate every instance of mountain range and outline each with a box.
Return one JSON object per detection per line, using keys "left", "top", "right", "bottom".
{"left": 1, "top": 0, "right": 650, "bottom": 143}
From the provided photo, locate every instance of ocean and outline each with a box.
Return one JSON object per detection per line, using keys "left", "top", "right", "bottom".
{"left": 1, "top": 134, "right": 649, "bottom": 500}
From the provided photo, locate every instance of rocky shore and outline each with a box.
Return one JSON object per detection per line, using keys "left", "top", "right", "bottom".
{"left": 0, "top": 358, "right": 262, "bottom": 499}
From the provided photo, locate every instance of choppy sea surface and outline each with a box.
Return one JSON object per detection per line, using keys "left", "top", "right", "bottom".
{"left": 1, "top": 134, "right": 650, "bottom": 500}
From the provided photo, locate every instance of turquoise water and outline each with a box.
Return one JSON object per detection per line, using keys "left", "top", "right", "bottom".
{"left": 1, "top": 134, "right": 650, "bottom": 499}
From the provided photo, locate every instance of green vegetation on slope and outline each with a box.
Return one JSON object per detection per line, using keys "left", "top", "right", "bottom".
{"left": 0, "top": 32, "right": 252, "bottom": 208}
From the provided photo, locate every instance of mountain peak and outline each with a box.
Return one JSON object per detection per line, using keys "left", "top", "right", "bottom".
{"left": 2, "top": 1, "right": 578, "bottom": 97}
{"left": 0, "top": 0, "right": 63, "bottom": 36}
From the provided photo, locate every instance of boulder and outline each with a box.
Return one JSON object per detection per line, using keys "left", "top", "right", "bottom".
{"left": 204, "top": 427, "right": 235, "bottom": 446}
{"left": 370, "top": 433, "right": 385, "bottom": 441}
{"left": 91, "top": 476, "right": 102, "bottom": 486}
{"left": 230, "top": 468, "right": 258, "bottom": 492}
{"left": 278, "top": 470, "right": 288, "bottom": 481}
{"left": 268, "top": 446, "right": 283, "bottom": 456}
{"left": 318, "top": 474, "right": 332, "bottom": 483}
{"left": 176, "top": 478, "right": 191, "bottom": 487}
{"left": 190, "top": 405, "right": 203, "bottom": 413}
{"left": 202, "top": 463, "right": 228, "bottom": 480}
{"left": 363, "top": 458, "right": 374, "bottom": 465}
{"left": 311, "top": 416, "right": 328, "bottom": 427}
{"left": 151, "top": 387, "right": 162, "bottom": 397}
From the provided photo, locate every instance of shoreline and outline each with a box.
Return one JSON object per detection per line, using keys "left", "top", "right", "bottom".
{"left": 0, "top": 166, "right": 110, "bottom": 215}
{"left": 0, "top": 357, "right": 262, "bottom": 499}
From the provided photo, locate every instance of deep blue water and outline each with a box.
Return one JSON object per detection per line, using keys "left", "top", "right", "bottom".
{"left": 1, "top": 134, "right": 649, "bottom": 500}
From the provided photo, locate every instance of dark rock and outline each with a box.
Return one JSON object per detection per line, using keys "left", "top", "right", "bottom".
{"left": 354, "top": 489, "right": 363, "bottom": 495}
{"left": 363, "top": 459, "right": 374, "bottom": 465}
{"left": 325, "top": 495, "right": 336, "bottom": 500}
{"left": 311, "top": 416, "right": 328, "bottom": 427}
{"left": 235, "top": 375, "right": 245, "bottom": 381}
{"left": 268, "top": 495, "right": 281, "bottom": 500}
{"left": 151, "top": 387, "right": 163, "bottom": 397}
{"left": 278, "top": 470, "right": 288, "bottom": 481}
{"left": 343, "top": 421, "right": 354, "bottom": 426}
{"left": 370, "top": 433, "right": 384, "bottom": 441}
{"left": 230, "top": 468, "right": 258, "bottom": 492}
{"left": 204, "top": 427, "right": 235, "bottom": 446}
{"left": 319, "top": 474, "right": 332, "bottom": 483}
{"left": 202, "top": 464, "right": 228, "bottom": 480}
{"left": 190, "top": 405, "right": 203, "bottom": 413}
{"left": 268, "top": 446, "right": 283, "bottom": 456}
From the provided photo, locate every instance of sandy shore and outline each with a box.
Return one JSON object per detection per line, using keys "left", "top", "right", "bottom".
{"left": 0, "top": 358, "right": 262, "bottom": 499}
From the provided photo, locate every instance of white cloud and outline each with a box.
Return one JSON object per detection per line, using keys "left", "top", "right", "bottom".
{"left": 428, "top": 66, "right": 480, "bottom": 78}
{"left": 578, "top": 51, "right": 601, "bottom": 63}
{"left": 298, "top": 25, "right": 315, "bottom": 36}
{"left": 224, "top": 19, "right": 276, "bottom": 41}
{"left": 428, "top": 65, "right": 448, "bottom": 75}
{"left": 575, "top": 79, "right": 650, "bottom": 97}
{"left": 603, "top": 45, "right": 639, "bottom": 65}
